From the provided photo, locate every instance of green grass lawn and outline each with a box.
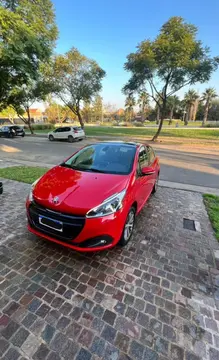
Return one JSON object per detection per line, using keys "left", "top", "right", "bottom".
{"left": 27, "top": 126, "right": 219, "bottom": 140}
{"left": 203, "top": 194, "right": 219, "bottom": 240}
{"left": 84, "top": 126, "right": 219, "bottom": 140}
{"left": 0, "top": 166, "right": 48, "bottom": 184}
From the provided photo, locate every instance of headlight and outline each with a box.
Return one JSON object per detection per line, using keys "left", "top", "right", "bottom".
{"left": 86, "top": 190, "right": 126, "bottom": 218}
{"left": 28, "top": 177, "right": 41, "bottom": 202}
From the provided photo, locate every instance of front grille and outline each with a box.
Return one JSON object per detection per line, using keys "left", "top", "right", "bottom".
{"left": 28, "top": 201, "right": 85, "bottom": 242}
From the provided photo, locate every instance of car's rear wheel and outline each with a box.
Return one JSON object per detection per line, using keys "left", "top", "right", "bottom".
{"left": 68, "top": 135, "right": 74, "bottom": 143}
{"left": 49, "top": 135, "right": 54, "bottom": 141}
{"left": 119, "top": 207, "right": 136, "bottom": 247}
{"left": 152, "top": 173, "right": 159, "bottom": 194}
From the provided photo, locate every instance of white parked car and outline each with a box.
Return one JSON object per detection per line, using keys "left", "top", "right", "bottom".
{"left": 48, "top": 126, "right": 85, "bottom": 142}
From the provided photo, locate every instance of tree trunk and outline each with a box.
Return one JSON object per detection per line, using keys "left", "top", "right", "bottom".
{"left": 202, "top": 101, "right": 209, "bottom": 126}
{"left": 26, "top": 108, "right": 34, "bottom": 134}
{"left": 192, "top": 100, "right": 199, "bottom": 121}
{"left": 152, "top": 101, "right": 166, "bottom": 141}
{"left": 184, "top": 106, "right": 189, "bottom": 125}
{"left": 156, "top": 107, "right": 160, "bottom": 125}
{"left": 168, "top": 107, "right": 174, "bottom": 125}
{"left": 77, "top": 111, "right": 84, "bottom": 129}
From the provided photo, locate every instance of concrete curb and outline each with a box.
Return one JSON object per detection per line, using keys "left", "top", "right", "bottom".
{"left": 159, "top": 180, "right": 219, "bottom": 196}
{"left": 2, "top": 157, "right": 219, "bottom": 196}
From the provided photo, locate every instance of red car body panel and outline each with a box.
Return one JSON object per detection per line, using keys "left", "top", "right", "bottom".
{"left": 26, "top": 142, "right": 160, "bottom": 251}
{"left": 32, "top": 165, "right": 130, "bottom": 215}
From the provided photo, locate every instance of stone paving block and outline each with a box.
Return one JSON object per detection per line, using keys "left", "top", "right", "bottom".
{"left": 2, "top": 183, "right": 219, "bottom": 360}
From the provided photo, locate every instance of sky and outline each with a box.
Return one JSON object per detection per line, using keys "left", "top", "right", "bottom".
{"left": 52, "top": 0, "right": 219, "bottom": 109}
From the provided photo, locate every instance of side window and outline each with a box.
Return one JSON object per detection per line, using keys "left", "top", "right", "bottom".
{"left": 65, "top": 127, "right": 71, "bottom": 132}
{"left": 138, "top": 147, "right": 150, "bottom": 173}
{"left": 54, "top": 128, "right": 60, "bottom": 132}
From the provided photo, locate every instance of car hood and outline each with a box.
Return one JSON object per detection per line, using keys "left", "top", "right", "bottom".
{"left": 33, "top": 165, "right": 130, "bottom": 215}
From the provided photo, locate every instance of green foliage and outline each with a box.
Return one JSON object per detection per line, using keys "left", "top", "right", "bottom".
{"left": 138, "top": 91, "right": 150, "bottom": 120}
{"left": 0, "top": 166, "right": 48, "bottom": 184}
{"left": 203, "top": 194, "right": 219, "bottom": 240}
{"left": 202, "top": 88, "right": 218, "bottom": 124}
{"left": 125, "top": 94, "right": 135, "bottom": 121}
{"left": 0, "top": 0, "right": 58, "bottom": 108}
{"left": 52, "top": 48, "right": 106, "bottom": 127}
{"left": 92, "top": 95, "right": 103, "bottom": 122}
{"left": 123, "top": 16, "right": 219, "bottom": 140}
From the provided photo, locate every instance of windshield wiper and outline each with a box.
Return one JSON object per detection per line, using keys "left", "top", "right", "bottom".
{"left": 87, "top": 168, "right": 106, "bottom": 173}
{"left": 61, "top": 164, "right": 106, "bottom": 173}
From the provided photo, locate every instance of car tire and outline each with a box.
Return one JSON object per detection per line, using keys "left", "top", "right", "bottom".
{"left": 152, "top": 173, "right": 159, "bottom": 194}
{"left": 119, "top": 207, "right": 136, "bottom": 247}
{"left": 49, "top": 135, "right": 54, "bottom": 141}
{"left": 22, "top": 133, "right": 25, "bottom": 137}
{"left": 68, "top": 135, "right": 74, "bottom": 143}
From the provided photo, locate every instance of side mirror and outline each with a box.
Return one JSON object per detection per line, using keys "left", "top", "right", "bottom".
{"left": 141, "top": 167, "right": 155, "bottom": 176}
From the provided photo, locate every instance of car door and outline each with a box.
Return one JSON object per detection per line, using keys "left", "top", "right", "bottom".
{"left": 134, "top": 146, "right": 151, "bottom": 211}
{"left": 53, "top": 128, "right": 61, "bottom": 139}
{"left": 61, "top": 127, "right": 71, "bottom": 139}
{"left": 146, "top": 146, "right": 157, "bottom": 193}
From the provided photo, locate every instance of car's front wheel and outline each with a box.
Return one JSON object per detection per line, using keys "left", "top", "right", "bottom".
{"left": 119, "top": 207, "right": 136, "bottom": 247}
{"left": 49, "top": 135, "right": 54, "bottom": 141}
{"left": 152, "top": 173, "right": 159, "bottom": 194}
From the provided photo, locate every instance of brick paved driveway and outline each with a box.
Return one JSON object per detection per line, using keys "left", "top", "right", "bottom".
{"left": 1, "top": 179, "right": 219, "bottom": 360}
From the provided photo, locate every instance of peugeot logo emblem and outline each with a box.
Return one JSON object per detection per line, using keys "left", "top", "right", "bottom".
{"left": 53, "top": 196, "right": 59, "bottom": 204}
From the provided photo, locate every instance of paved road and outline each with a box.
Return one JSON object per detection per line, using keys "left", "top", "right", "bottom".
{"left": 0, "top": 136, "right": 219, "bottom": 188}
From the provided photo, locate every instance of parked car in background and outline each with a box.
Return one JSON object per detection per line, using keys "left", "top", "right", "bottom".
{"left": 9, "top": 125, "right": 25, "bottom": 137}
{"left": 48, "top": 126, "right": 85, "bottom": 142}
{"left": 0, "top": 126, "right": 16, "bottom": 138}
{"left": 26, "top": 141, "right": 160, "bottom": 252}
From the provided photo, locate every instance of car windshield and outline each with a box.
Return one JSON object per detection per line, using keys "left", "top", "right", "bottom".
{"left": 62, "top": 143, "right": 137, "bottom": 175}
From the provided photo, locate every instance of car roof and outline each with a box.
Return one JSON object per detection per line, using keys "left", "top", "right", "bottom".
{"left": 90, "top": 141, "right": 147, "bottom": 148}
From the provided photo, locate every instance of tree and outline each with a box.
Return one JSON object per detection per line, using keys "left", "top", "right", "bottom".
{"left": 201, "top": 88, "right": 217, "bottom": 125}
{"left": 52, "top": 48, "right": 106, "bottom": 128}
{"left": 166, "top": 96, "right": 180, "bottom": 124}
{"left": 8, "top": 79, "right": 55, "bottom": 133}
{"left": 184, "top": 89, "right": 199, "bottom": 124}
{"left": 93, "top": 95, "right": 103, "bottom": 122}
{"left": 0, "top": 106, "right": 17, "bottom": 123}
{"left": 138, "top": 91, "right": 150, "bottom": 121}
{"left": 82, "top": 101, "right": 92, "bottom": 123}
{"left": 44, "top": 101, "right": 74, "bottom": 123}
{"left": 125, "top": 95, "right": 135, "bottom": 122}
{"left": 123, "top": 16, "right": 219, "bottom": 140}
{"left": 0, "top": 0, "right": 58, "bottom": 109}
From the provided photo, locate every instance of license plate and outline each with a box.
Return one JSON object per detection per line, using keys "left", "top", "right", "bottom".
{"left": 39, "top": 216, "right": 63, "bottom": 232}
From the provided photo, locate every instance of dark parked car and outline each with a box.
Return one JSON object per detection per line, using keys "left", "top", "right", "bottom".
{"left": 0, "top": 126, "right": 16, "bottom": 138}
{"left": 9, "top": 126, "right": 25, "bottom": 137}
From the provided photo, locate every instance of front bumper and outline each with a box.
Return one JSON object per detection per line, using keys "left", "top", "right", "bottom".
{"left": 26, "top": 200, "right": 127, "bottom": 252}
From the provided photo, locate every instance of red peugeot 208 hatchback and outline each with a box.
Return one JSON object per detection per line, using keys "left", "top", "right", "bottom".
{"left": 26, "top": 142, "right": 160, "bottom": 252}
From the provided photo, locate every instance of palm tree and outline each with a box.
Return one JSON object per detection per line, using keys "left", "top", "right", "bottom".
{"left": 184, "top": 90, "right": 199, "bottom": 125}
{"left": 202, "top": 88, "right": 217, "bottom": 125}
{"left": 125, "top": 95, "right": 135, "bottom": 122}
{"left": 167, "top": 95, "right": 180, "bottom": 124}
{"left": 138, "top": 91, "right": 150, "bottom": 121}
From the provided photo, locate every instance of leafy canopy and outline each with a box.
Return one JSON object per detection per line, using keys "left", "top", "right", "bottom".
{"left": 124, "top": 17, "right": 218, "bottom": 98}
{"left": 0, "top": 0, "right": 58, "bottom": 108}
{"left": 52, "top": 47, "right": 106, "bottom": 126}
{"left": 123, "top": 17, "right": 219, "bottom": 139}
